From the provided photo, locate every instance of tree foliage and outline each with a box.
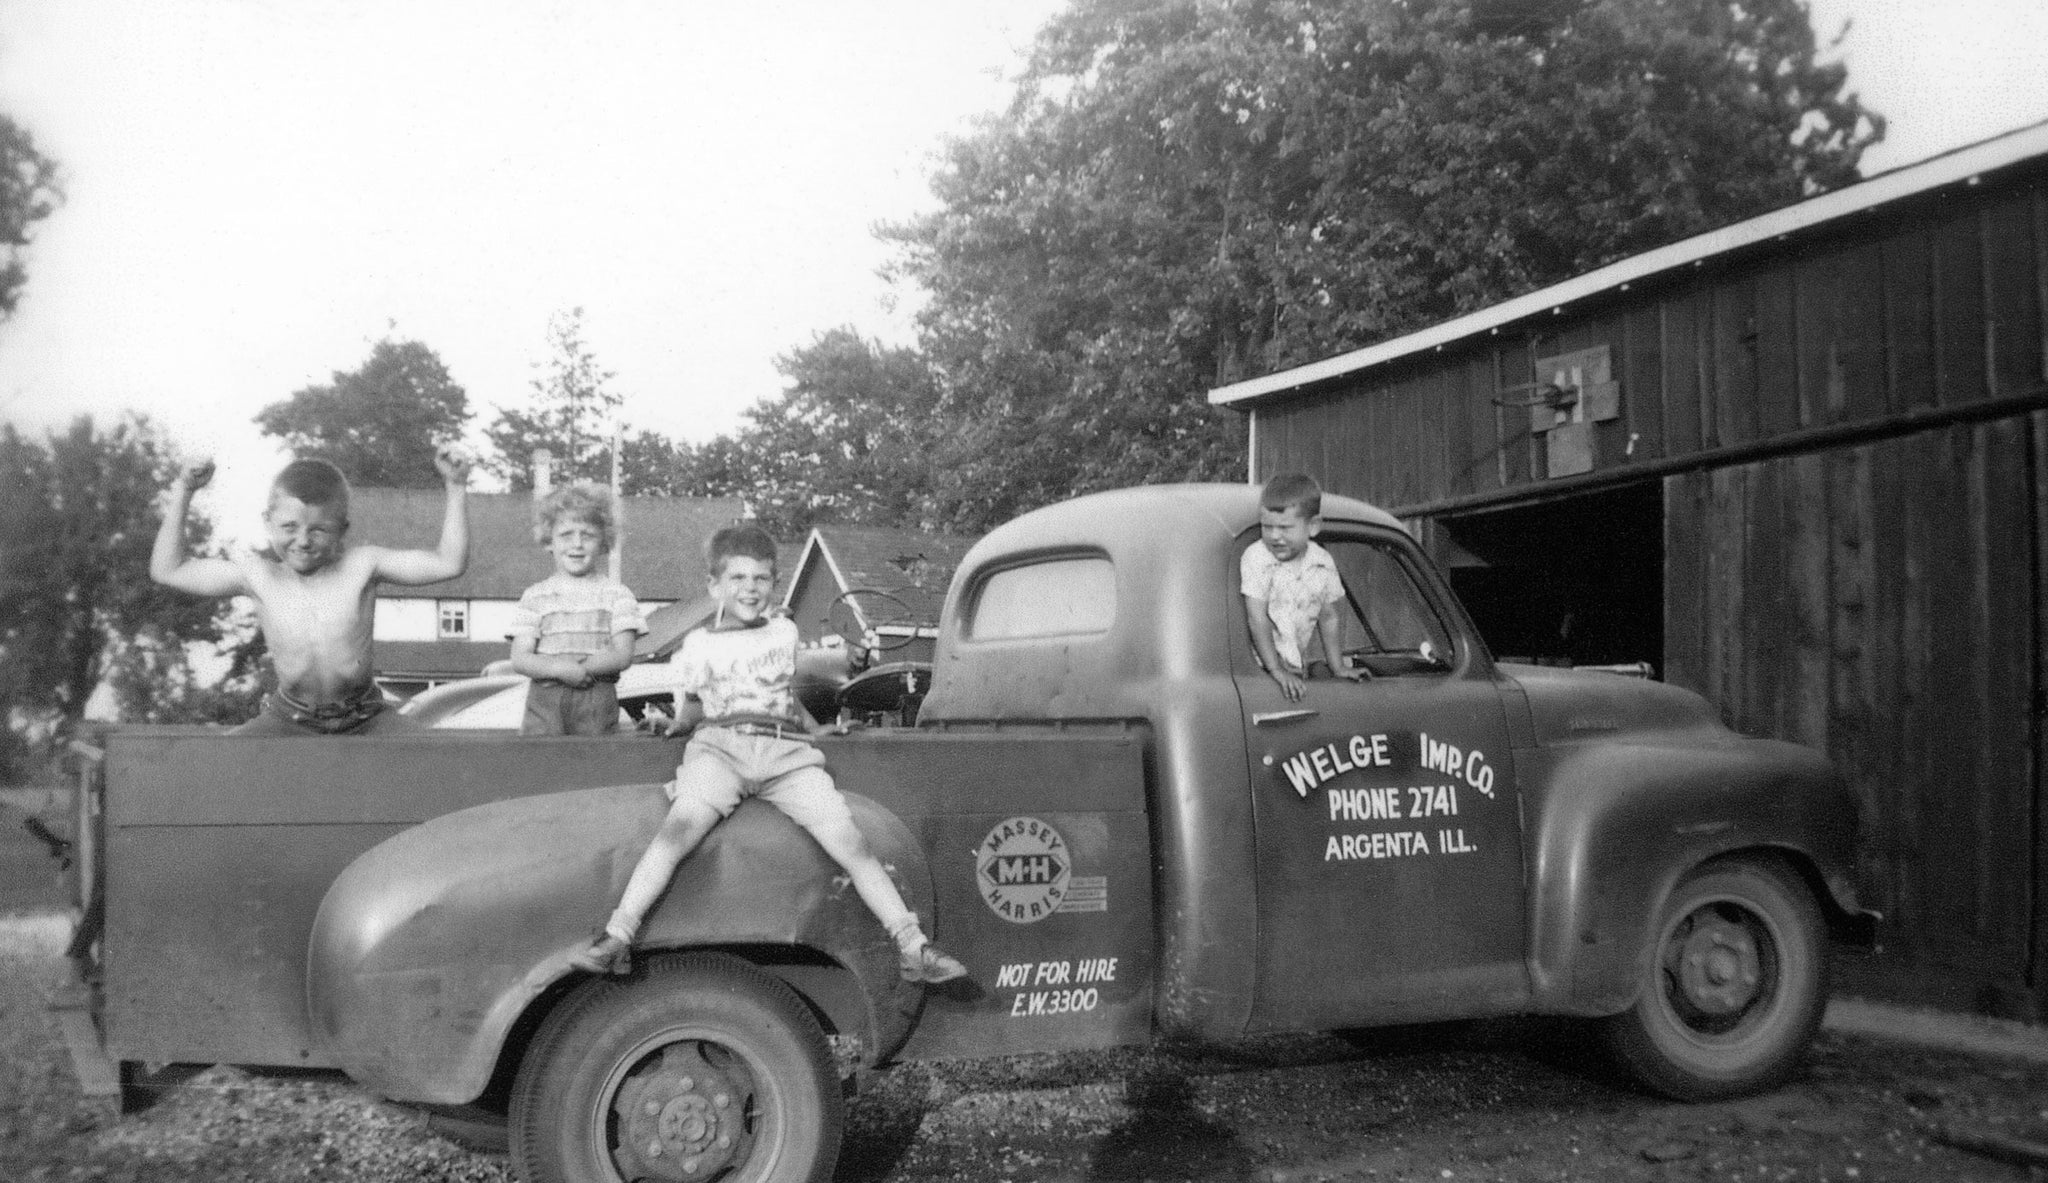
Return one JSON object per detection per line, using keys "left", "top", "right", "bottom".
{"left": 869, "top": 0, "right": 1882, "bottom": 530}
{"left": 253, "top": 337, "right": 473, "bottom": 488}
{"left": 0, "top": 113, "right": 61, "bottom": 320}
{"left": 665, "top": 329, "right": 944, "bottom": 535}
{"left": 486, "top": 307, "right": 627, "bottom": 490}
{"left": 0, "top": 417, "right": 252, "bottom": 779}
{"left": 98, "top": 611, "right": 268, "bottom": 732}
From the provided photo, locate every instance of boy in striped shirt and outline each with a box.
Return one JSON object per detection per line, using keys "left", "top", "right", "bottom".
{"left": 508, "top": 483, "right": 646, "bottom": 735}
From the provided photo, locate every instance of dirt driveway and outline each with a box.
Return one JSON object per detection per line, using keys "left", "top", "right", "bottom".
{"left": 4, "top": 911, "right": 2045, "bottom": 1182}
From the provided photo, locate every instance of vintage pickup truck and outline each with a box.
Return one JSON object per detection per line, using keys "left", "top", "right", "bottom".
{"left": 58, "top": 483, "right": 1871, "bottom": 1183}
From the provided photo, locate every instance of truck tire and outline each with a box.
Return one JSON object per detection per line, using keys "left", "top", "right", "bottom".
{"left": 510, "top": 951, "right": 843, "bottom": 1183}
{"left": 1602, "top": 855, "right": 1826, "bottom": 1101}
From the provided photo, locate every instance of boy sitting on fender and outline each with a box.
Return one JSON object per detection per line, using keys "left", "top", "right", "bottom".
{"left": 571, "top": 523, "right": 968, "bottom": 983}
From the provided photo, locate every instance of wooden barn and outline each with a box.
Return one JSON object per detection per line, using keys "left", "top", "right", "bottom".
{"left": 1210, "top": 121, "right": 2048, "bottom": 1020}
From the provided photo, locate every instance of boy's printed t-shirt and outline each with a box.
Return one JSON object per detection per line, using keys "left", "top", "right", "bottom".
{"left": 670, "top": 616, "right": 804, "bottom": 725}
{"left": 509, "top": 573, "right": 647, "bottom": 657}
{"left": 1241, "top": 540, "right": 1345, "bottom": 674}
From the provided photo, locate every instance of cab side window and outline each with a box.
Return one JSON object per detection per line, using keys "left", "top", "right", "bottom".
{"left": 1323, "top": 537, "right": 1456, "bottom": 675}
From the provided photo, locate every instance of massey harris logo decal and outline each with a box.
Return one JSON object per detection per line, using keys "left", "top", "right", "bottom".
{"left": 976, "top": 816, "right": 1072, "bottom": 923}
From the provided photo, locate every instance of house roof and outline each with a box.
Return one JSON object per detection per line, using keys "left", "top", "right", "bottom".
{"left": 373, "top": 640, "right": 507, "bottom": 680}
{"left": 787, "top": 525, "right": 978, "bottom": 626}
{"left": 1208, "top": 117, "right": 2048, "bottom": 409}
{"left": 637, "top": 594, "right": 719, "bottom": 660}
{"left": 348, "top": 488, "right": 748, "bottom": 601}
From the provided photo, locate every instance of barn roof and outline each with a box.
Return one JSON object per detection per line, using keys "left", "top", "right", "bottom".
{"left": 372, "top": 639, "right": 506, "bottom": 679}
{"left": 347, "top": 488, "right": 747, "bottom": 602}
{"left": 787, "top": 525, "right": 978, "bottom": 624}
{"left": 1209, "top": 118, "right": 2048, "bottom": 409}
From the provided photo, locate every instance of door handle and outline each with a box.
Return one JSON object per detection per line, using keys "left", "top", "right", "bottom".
{"left": 1252, "top": 708, "right": 1319, "bottom": 727}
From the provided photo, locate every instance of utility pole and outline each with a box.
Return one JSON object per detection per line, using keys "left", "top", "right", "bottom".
{"left": 609, "top": 422, "right": 625, "bottom": 582}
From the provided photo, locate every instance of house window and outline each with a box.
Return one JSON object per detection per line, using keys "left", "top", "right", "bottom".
{"left": 437, "top": 600, "right": 470, "bottom": 639}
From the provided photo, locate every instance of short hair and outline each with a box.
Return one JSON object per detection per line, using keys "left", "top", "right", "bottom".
{"left": 706, "top": 522, "right": 778, "bottom": 576}
{"left": 1260, "top": 471, "right": 1323, "bottom": 518}
{"left": 271, "top": 459, "right": 350, "bottom": 519}
{"left": 533, "top": 482, "right": 615, "bottom": 550}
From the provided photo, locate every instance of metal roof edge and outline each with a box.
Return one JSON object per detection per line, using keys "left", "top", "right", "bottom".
{"left": 1208, "top": 118, "right": 2048, "bottom": 409}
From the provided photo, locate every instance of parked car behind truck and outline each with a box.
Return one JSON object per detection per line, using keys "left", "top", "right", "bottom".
{"left": 59, "top": 484, "right": 1872, "bottom": 1183}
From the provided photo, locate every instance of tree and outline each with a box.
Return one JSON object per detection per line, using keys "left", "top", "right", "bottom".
{"left": 879, "top": 0, "right": 1883, "bottom": 530}
{"left": 486, "top": 307, "right": 627, "bottom": 490}
{"left": 0, "top": 113, "right": 61, "bottom": 320}
{"left": 651, "top": 329, "right": 946, "bottom": 535}
{"left": 98, "top": 611, "right": 268, "bottom": 730}
{"left": 0, "top": 417, "right": 244, "bottom": 779}
{"left": 653, "top": 434, "right": 754, "bottom": 502}
{"left": 253, "top": 337, "right": 473, "bottom": 488}
{"left": 742, "top": 328, "right": 945, "bottom": 534}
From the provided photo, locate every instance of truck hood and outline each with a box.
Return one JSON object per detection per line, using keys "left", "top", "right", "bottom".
{"left": 1498, "top": 663, "right": 1730, "bottom": 746}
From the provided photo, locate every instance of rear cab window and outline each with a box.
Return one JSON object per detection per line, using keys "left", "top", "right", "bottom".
{"left": 967, "top": 554, "right": 1116, "bottom": 641}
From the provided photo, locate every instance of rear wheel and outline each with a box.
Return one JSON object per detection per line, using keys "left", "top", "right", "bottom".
{"left": 1602, "top": 856, "right": 1826, "bottom": 1100}
{"left": 511, "top": 951, "right": 842, "bottom": 1183}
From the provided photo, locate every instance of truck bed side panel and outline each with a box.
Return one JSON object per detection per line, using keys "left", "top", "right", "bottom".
{"left": 832, "top": 728, "right": 1157, "bottom": 1061}
{"left": 103, "top": 730, "right": 687, "bottom": 1066}
{"left": 103, "top": 725, "right": 1155, "bottom": 1075}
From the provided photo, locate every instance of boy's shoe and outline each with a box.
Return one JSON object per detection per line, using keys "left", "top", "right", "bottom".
{"left": 900, "top": 942, "right": 968, "bottom": 984}
{"left": 569, "top": 932, "right": 632, "bottom": 975}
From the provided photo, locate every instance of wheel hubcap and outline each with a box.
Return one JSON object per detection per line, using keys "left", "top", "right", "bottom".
{"left": 611, "top": 1042, "right": 757, "bottom": 1181}
{"left": 1659, "top": 898, "right": 1778, "bottom": 1039}
{"left": 1674, "top": 912, "right": 1760, "bottom": 1017}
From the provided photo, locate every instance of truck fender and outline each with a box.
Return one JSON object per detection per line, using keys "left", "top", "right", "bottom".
{"left": 1520, "top": 734, "right": 1863, "bottom": 1015}
{"left": 306, "top": 782, "right": 929, "bottom": 1106}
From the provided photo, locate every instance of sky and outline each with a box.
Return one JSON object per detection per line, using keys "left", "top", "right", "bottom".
{"left": 1, "top": 0, "right": 2045, "bottom": 538}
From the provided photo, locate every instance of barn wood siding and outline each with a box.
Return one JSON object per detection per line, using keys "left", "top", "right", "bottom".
{"left": 1253, "top": 182, "right": 2048, "bottom": 514}
{"left": 2035, "top": 411, "right": 2048, "bottom": 999}
{"left": 1245, "top": 165, "right": 2048, "bottom": 1017}
{"left": 1664, "top": 416, "right": 2039, "bottom": 1007}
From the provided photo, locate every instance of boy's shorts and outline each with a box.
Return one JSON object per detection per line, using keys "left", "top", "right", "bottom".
{"left": 669, "top": 724, "right": 851, "bottom": 833}
{"left": 233, "top": 687, "right": 422, "bottom": 736}
{"left": 522, "top": 679, "right": 619, "bottom": 736}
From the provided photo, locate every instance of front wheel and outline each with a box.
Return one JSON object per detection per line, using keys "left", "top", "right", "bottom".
{"left": 1601, "top": 856, "right": 1826, "bottom": 1101}
{"left": 511, "top": 951, "right": 843, "bottom": 1183}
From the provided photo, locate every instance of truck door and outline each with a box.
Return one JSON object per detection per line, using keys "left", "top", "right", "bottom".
{"left": 1234, "top": 524, "right": 1530, "bottom": 1032}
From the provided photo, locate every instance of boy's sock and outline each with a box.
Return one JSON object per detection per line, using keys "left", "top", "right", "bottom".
{"left": 570, "top": 928, "right": 633, "bottom": 975}
{"left": 889, "top": 916, "right": 968, "bottom": 983}
{"left": 887, "top": 915, "right": 927, "bottom": 956}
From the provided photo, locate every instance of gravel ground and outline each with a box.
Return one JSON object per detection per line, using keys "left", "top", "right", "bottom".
{"left": 6, "top": 909, "right": 2048, "bottom": 1182}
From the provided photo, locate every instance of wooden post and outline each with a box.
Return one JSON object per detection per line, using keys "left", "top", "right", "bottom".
{"left": 609, "top": 422, "right": 624, "bottom": 582}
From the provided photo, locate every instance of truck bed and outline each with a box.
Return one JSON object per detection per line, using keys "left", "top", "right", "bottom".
{"left": 88, "top": 723, "right": 1155, "bottom": 1070}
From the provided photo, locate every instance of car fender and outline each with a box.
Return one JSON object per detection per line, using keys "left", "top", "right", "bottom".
{"left": 306, "top": 782, "right": 929, "bottom": 1105}
{"left": 1520, "top": 731, "right": 1864, "bottom": 1015}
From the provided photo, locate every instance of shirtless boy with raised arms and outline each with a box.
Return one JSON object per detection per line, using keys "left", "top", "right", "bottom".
{"left": 150, "top": 451, "right": 470, "bottom": 735}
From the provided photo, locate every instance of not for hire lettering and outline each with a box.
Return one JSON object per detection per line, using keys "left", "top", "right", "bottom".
{"left": 1279, "top": 733, "right": 1393, "bottom": 797}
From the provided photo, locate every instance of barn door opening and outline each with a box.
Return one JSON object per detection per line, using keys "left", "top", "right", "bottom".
{"left": 1433, "top": 481, "right": 1664, "bottom": 674}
